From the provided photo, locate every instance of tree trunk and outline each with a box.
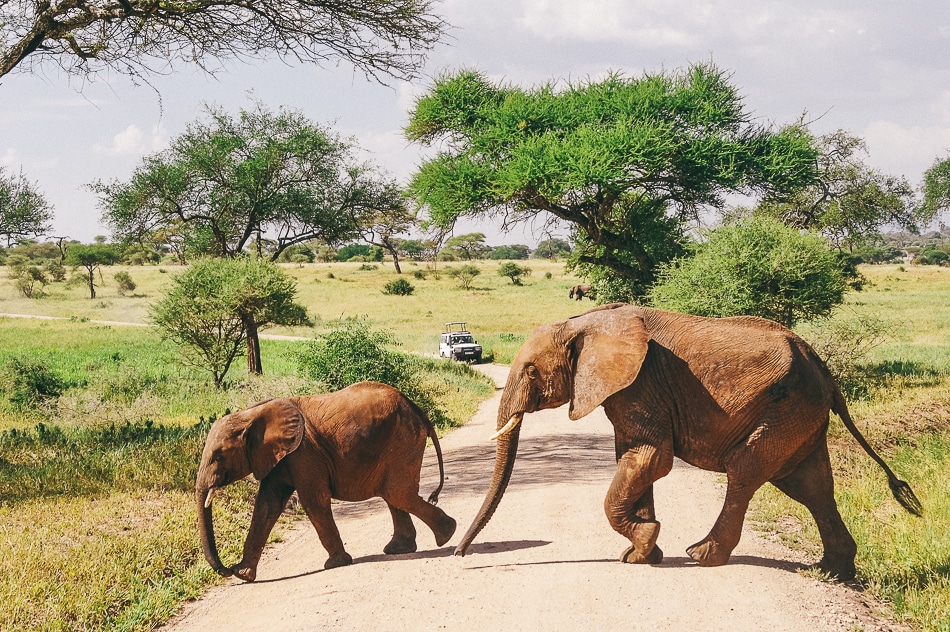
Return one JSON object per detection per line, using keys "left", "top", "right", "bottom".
{"left": 86, "top": 267, "right": 96, "bottom": 299}
{"left": 455, "top": 424, "right": 521, "bottom": 556}
{"left": 243, "top": 314, "right": 263, "bottom": 375}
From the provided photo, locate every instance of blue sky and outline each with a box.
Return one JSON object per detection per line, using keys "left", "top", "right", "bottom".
{"left": 2, "top": 0, "right": 950, "bottom": 245}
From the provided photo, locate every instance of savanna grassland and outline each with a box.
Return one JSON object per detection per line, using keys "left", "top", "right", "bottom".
{"left": 0, "top": 258, "right": 584, "bottom": 631}
{"left": 1, "top": 259, "right": 949, "bottom": 630}
{"left": 755, "top": 264, "right": 950, "bottom": 631}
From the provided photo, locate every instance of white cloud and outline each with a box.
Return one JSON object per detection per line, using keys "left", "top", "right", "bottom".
{"left": 518, "top": 0, "right": 695, "bottom": 46}
{"left": 0, "top": 148, "right": 17, "bottom": 167}
{"left": 94, "top": 123, "right": 168, "bottom": 156}
{"left": 863, "top": 120, "right": 950, "bottom": 179}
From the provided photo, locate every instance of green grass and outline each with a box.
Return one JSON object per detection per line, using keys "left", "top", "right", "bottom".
{"left": 0, "top": 262, "right": 511, "bottom": 630}
{"left": 750, "top": 263, "right": 950, "bottom": 631}
{"left": 0, "top": 259, "right": 588, "bottom": 364}
{"left": 4, "top": 260, "right": 950, "bottom": 630}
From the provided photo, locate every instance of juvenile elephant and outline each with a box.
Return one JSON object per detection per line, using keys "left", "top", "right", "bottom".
{"left": 197, "top": 382, "right": 457, "bottom": 582}
{"left": 455, "top": 304, "right": 921, "bottom": 580}
{"left": 568, "top": 284, "right": 593, "bottom": 300}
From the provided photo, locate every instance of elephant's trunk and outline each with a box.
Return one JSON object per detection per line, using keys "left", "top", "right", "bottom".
{"left": 454, "top": 417, "right": 522, "bottom": 556}
{"left": 196, "top": 486, "right": 233, "bottom": 577}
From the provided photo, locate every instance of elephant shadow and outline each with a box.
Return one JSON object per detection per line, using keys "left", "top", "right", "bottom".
{"left": 354, "top": 539, "right": 551, "bottom": 565}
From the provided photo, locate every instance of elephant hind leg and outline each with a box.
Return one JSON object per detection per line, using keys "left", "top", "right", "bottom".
{"left": 383, "top": 503, "right": 418, "bottom": 554}
{"left": 388, "top": 491, "right": 457, "bottom": 548}
{"left": 606, "top": 444, "right": 673, "bottom": 564}
{"left": 688, "top": 426, "right": 793, "bottom": 567}
{"left": 770, "top": 439, "right": 857, "bottom": 580}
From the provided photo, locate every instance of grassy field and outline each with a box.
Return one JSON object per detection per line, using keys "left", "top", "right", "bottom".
{"left": 0, "top": 258, "right": 588, "bottom": 364}
{"left": 1, "top": 259, "right": 949, "bottom": 630}
{"left": 752, "top": 264, "right": 950, "bottom": 631}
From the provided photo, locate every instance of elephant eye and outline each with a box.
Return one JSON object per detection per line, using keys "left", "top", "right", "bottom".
{"left": 525, "top": 364, "right": 539, "bottom": 379}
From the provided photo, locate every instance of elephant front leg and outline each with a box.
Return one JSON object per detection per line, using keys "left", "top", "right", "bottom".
{"left": 295, "top": 487, "right": 352, "bottom": 570}
{"left": 605, "top": 445, "right": 672, "bottom": 564}
{"left": 232, "top": 478, "right": 295, "bottom": 582}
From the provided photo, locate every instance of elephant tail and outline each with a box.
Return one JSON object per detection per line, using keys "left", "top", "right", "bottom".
{"left": 410, "top": 398, "right": 447, "bottom": 505}
{"left": 832, "top": 389, "right": 923, "bottom": 516}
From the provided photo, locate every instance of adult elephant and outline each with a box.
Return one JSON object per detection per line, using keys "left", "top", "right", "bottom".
{"left": 455, "top": 304, "right": 921, "bottom": 580}
{"left": 568, "top": 284, "right": 593, "bottom": 300}
{"left": 197, "top": 382, "right": 457, "bottom": 582}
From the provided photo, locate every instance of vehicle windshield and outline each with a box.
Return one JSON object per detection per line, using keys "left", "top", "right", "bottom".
{"left": 451, "top": 334, "right": 474, "bottom": 344}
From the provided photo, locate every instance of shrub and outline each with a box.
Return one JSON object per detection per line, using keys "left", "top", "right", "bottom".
{"left": 295, "top": 319, "right": 413, "bottom": 391}
{"left": 649, "top": 217, "right": 849, "bottom": 328}
{"left": 412, "top": 270, "right": 426, "bottom": 280}
{"left": 42, "top": 259, "right": 67, "bottom": 282}
{"left": 800, "top": 312, "right": 893, "bottom": 398}
{"left": 497, "top": 261, "right": 531, "bottom": 285}
{"left": 445, "top": 264, "right": 480, "bottom": 290}
{"left": 11, "top": 265, "right": 46, "bottom": 298}
{"left": 382, "top": 278, "right": 415, "bottom": 295}
{"left": 113, "top": 271, "right": 137, "bottom": 296}
{"left": 0, "top": 357, "right": 66, "bottom": 410}
{"left": 357, "top": 263, "right": 379, "bottom": 271}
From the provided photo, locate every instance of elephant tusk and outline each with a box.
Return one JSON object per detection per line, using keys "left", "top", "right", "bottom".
{"left": 204, "top": 487, "right": 216, "bottom": 509}
{"left": 489, "top": 414, "right": 523, "bottom": 441}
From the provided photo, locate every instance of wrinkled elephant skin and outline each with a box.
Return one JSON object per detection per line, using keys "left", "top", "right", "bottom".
{"left": 196, "top": 382, "right": 456, "bottom": 582}
{"left": 456, "top": 304, "right": 921, "bottom": 581}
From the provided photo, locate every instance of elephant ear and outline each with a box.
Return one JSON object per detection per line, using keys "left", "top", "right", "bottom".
{"left": 245, "top": 399, "right": 305, "bottom": 480}
{"left": 568, "top": 308, "right": 649, "bottom": 420}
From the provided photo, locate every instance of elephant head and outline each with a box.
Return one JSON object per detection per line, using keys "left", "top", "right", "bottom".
{"left": 195, "top": 398, "right": 304, "bottom": 576}
{"left": 455, "top": 305, "right": 650, "bottom": 555}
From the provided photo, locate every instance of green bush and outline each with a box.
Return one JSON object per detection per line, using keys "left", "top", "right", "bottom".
{"left": 1, "top": 357, "right": 66, "bottom": 410}
{"left": 113, "top": 271, "right": 137, "bottom": 296}
{"left": 295, "top": 319, "right": 413, "bottom": 392}
{"left": 412, "top": 269, "right": 426, "bottom": 280}
{"left": 649, "top": 217, "right": 848, "bottom": 327}
{"left": 382, "top": 278, "right": 415, "bottom": 295}
{"left": 497, "top": 261, "right": 531, "bottom": 285}
{"left": 445, "top": 264, "right": 480, "bottom": 290}
{"left": 295, "top": 319, "right": 450, "bottom": 427}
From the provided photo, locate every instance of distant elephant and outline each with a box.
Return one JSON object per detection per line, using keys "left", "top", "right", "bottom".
{"left": 197, "top": 382, "right": 457, "bottom": 582}
{"left": 455, "top": 304, "right": 921, "bottom": 580}
{"left": 569, "top": 284, "right": 593, "bottom": 300}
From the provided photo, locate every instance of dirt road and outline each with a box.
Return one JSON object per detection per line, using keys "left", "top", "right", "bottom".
{"left": 166, "top": 365, "right": 903, "bottom": 631}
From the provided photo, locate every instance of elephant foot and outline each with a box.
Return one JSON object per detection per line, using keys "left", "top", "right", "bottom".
{"left": 686, "top": 538, "right": 731, "bottom": 567}
{"left": 324, "top": 551, "right": 353, "bottom": 570}
{"left": 433, "top": 517, "right": 457, "bottom": 547}
{"left": 384, "top": 535, "right": 418, "bottom": 555}
{"left": 231, "top": 563, "right": 257, "bottom": 583}
{"left": 813, "top": 556, "right": 856, "bottom": 581}
{"left": 621, "top": 544, "right": 663, "bottom": 564}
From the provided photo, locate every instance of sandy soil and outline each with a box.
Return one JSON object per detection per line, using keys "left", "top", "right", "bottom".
{"left": 164, "top": 364, "right": 907, "bottom": 632}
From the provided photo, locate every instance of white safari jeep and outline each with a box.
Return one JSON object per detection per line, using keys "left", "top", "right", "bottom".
{"left": 439, "top": 322, "right": 483, "bottom": 363}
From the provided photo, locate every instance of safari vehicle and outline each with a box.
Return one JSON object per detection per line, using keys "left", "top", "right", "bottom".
{"left": 439, "top": 322, "right": 483, "bottom": 363}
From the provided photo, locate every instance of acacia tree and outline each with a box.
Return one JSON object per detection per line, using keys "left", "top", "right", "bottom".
{"left": 360, "top": 185, "right": 417, "bottom": 273}
{"left": 441, "top": 233, "right": 491, "bottom": 260}
{"left": 94, "top": 101, "right": 398, "bottom": 261}
{"left": 1, "top": 0, "right": 446, "bottom": 81}
{"left": 0, "top": 166, "right": 53, "bottom": 247}
{"left": 406, "top": 64, "right": 819, "bottom": 298}
{"left": 150, "top": 257, "right": 308, "bottom": 386}
{"left": 65, "top": 244, "right": 119, "bottom": 298}
{"left": 755, "top": 130, "right": 927, "bottom": 251}
{"left": 920, "top": 154, "right": 950, "bottom": 221}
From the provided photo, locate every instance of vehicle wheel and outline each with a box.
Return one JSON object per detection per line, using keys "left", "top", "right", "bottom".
{"left": 474, "top": 353, "right": 482, "bottom": 364}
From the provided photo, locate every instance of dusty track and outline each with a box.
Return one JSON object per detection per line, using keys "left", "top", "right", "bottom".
{"left": 165, "top": 364, "right": 905, "bottom": 631}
